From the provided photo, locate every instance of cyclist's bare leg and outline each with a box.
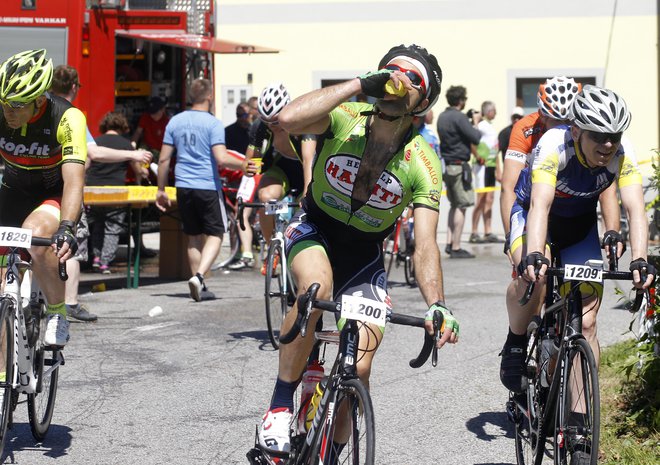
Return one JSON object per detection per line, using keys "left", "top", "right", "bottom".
{"left": 187, "top": 233, "right": 221, "bottom": 277}
{"left": 278, "top": 247, "right": 333, "bottom": 383}
{"left": 237, "top": 206, "right": 254, "bottom": 255}
{"left": 581, "top": 294, "right": 600, "bottom": 364}
{"left": 257, "top": 177, "right": 284, "bottom": 246}
{"left": 505, "top": 244, "right": 548, "bottom": 335}
{"left": 23, "top": 210, "right": 64, "bottom": 306}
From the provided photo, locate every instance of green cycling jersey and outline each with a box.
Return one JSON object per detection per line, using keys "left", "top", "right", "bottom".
{"left": 303, "top": 102, "right": 442, "bottom": 240}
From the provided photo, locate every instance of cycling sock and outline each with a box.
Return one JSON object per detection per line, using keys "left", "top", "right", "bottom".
{"left": 241, "top": 251, "right": 254, "bottom": 259}
{"left": 506, "top": 329, "right": 527, "bottom": 347}
{"left": 46, "top": 302, "right": 67, "bottom": 317}
{"left": 270, "top": 378, "right": 297, "bottom": 411}
{"left": 66, "top": 303, "right": 80, "bottom": 311}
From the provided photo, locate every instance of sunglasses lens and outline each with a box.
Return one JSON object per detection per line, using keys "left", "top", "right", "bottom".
{"left": 589, "top": 131, "right": 622, "bottom": 144}
{"left": 385, "top": 65, "right": 424, "bottom": 88}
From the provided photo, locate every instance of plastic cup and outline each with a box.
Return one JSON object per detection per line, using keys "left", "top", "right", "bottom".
{"left": 148, "top": 305, "right": 163, "bottom": 317}
{"left": 251, "top": 157, "right": 263, "bottom": 174}
{"left": 384, "top": 80, "right": 407, "bottom": 97}
{"left": 92, "top": 282, "right": 106, "bottom": 293}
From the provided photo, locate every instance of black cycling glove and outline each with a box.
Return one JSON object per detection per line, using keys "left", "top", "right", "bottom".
{"left": 357, "top": 69, "right": 393, "bottom": 99}
{"left": 518, "top": 251, "right": 549, "bottom": 277}
{"left": 601, "top": 230, "right": 627, "bottom": 255}
{"left": 52, "top": 219, "right": 78, "bottom": 255}
{"left": 629, "top": 258, "right": 657, "bottom": 284}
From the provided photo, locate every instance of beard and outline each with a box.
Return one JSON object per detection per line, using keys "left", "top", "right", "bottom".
{"left": 375, "top": 98, "right": 410, "bottom": 117}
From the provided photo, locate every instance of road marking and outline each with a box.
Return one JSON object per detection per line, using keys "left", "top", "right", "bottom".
{"left": 130, "top": 322, "right": 177, "bottom": 332}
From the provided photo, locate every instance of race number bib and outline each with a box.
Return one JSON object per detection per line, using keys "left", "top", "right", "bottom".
{"left": 564, "top": 264, "right": 603, "bottom": 282}
{"left": 0, "top": 227, "right": 32, "bottom": 248}
{"left": 264, "top": 201, "right": 289, "bottom": 216}
{"left": 340, "top": 295, "right": 388, "bottom": 327}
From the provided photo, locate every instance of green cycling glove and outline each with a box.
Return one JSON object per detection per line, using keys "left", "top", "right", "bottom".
{"left": 357, "top": 69, "right": 394, "bottom": 99}
{"left": 425, "top": 301, "right": 459, "bottom": 338}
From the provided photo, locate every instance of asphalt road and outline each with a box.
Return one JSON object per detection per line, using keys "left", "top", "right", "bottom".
{"left": 0, "top": 239, "right": 636, "bottom": 465}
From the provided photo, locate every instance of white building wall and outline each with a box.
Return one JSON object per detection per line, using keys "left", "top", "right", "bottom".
{"left": 214, "top": 0, "right": 659, "bottom": 168}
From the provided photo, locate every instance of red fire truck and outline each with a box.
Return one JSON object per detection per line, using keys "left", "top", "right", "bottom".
{"left": 0, "top": 0, "right": 275, "bottom": 134}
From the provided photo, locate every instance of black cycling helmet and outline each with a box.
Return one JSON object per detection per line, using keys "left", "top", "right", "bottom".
{"left": 378, "top": 44, "right": 442, "bottom": 116}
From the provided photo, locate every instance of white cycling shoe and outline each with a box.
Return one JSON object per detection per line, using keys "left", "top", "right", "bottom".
{"left": 258, "top": 408, "right": 292, "bottom": 455}
{"left": 44, "top": 313, "right": 70, "bottom": 347}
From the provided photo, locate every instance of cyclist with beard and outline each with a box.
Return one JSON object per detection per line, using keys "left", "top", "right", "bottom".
{"left": 256, "top": 44, "right": 459, "bottom": 458}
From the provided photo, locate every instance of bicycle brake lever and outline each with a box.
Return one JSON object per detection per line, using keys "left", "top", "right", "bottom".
{"left": 56, "top": 236, "right": 68, "bottom": 281}
{"left": 432, "top": 309, "right": 441, "bottom": 367}
{"left": 237, "top": 198, "right": 246, "bottom": 231}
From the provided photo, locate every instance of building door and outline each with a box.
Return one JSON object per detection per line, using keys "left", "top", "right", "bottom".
{"left": 220, "top": 85, "right": 252, "bottom": 126}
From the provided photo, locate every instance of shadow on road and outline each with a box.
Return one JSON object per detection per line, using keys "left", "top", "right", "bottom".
{"left": 466, "top": 410, "right": 515, "bottom": 442}
{"left": 2, "top": 422, "right": 72, "bottom": 461}
{"left": 227, "top": 330, "right": 277, "bottom": 351}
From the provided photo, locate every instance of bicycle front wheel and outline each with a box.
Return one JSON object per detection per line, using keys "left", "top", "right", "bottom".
{"left": 0, "top": 299, "right": 15, "bottom": 454}
{"left": 404, "top": 254, "right": 416, "bottom": 287}
{"left": 265, "top": 243, "right": 287, "bottom": 350}
{"left": 28, "top": 305, "right": 60, "bottom": 440}
{"left": 314, "top": 378, "right": 375, "bottom": 465}
{"left": 553, "top": 337, "right": 599, "bottom": 465}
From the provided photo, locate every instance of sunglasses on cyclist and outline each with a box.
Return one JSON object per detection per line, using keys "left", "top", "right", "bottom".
{"left": 586, "top": 131, "right": 623, "bottom": 144}
{"left": 383, "top": 64, "right": 426, "bottom": 93}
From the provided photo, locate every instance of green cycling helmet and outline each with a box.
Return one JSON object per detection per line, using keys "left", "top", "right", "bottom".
{"left": 0, "top": 49, "right": 53, "bottom": 105}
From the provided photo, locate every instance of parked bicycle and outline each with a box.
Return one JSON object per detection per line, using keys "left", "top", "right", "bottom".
{"left": 507, "top": 252, "right": 644, "bottom": 465}
{"left": 0, "top": 227, "right": 66, "bottom": 455}
{"left": 238, "top": 197, "right": 298, "bottom": 350}
{"left": 247, "top": 282, "right": 443, "bottom": 465}
{"left": 382, "top": 206, "right": 415, "bottom": 287}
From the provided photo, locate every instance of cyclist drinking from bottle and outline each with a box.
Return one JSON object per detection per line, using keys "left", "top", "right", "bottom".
{"left": 256, "top": 44, "right": 459, "bottom": 458}
{"left": 0, "top": 49, "right": 88, "bottom": 347}
{"left": 499, "top": 85, "right": 656, "bottom": 400}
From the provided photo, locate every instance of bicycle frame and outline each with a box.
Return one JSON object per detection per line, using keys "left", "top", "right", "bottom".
{"left": 1, "top": 252, "right": 62, "bottom": 395}
{"left": 292, "top": 320, "right": 361, "bottom": 463}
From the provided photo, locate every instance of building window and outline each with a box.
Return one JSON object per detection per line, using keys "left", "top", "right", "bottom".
{"left": 516, "top": 76, "right": 596, "bottom": 114}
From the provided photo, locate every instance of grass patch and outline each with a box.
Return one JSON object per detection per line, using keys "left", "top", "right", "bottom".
{"left": 599, "top": 338, "right": 660, "bottom": 465}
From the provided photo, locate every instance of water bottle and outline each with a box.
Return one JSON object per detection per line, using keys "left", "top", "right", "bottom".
{"left": 304, "top": 376, "right": 328, "bottom": 432}
{"left": 297, "top": 360, "right": 324, "bottom": 432}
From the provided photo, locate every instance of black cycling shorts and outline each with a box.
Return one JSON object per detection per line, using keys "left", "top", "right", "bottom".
{"left": 284, "top": 210, "right": 390, "bottom": 308}
{"left": 0, "top": 185, "right": 61, "bottom": 227}
{"left": 176, "top": 187, "right": 226, "bottom": 237}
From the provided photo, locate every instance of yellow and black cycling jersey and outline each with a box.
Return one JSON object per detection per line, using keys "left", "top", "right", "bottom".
{"left": 0, "top": 94, "right": 87, "bottom": 191}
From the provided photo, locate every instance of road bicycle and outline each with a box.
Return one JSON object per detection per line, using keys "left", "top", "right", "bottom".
{"left": 382, "top": 207, "right": 415, "bottom": 287}
{"left": 238, "top": 197, "right": 298, "bottom": 350}
{"left": 629, "top": 285, "right": 659, "bottom": 369}
{"left": 247, "top": 282, "right": 443, "bottom": 465}
{"left": 507, "top": 253, "right": 644, "bottom": 465}
{"left": 0, "top": 227, "right": 66, "bottom": 455}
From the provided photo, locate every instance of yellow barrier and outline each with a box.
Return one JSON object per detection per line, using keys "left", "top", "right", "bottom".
{"left": 84, "top": 186, "right": 177, "bottom": 206}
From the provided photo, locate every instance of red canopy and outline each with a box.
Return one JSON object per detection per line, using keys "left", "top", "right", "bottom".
{"left": 115, "top": 30, "right": 278, "bottom": 54}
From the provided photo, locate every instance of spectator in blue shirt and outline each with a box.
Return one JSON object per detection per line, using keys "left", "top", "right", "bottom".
{"left": 155, "top": 78, "right": 257, "bottom": 301}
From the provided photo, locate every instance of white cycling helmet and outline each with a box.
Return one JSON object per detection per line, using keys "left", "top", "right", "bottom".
{"left": 257, "top": 82, "right": 290, "bottom": 122}
{"left": 570, "top": 84, "right": 631, "bottom": 133}
{"left": 536, "top": 76, "right": 581, "bottom": 120}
